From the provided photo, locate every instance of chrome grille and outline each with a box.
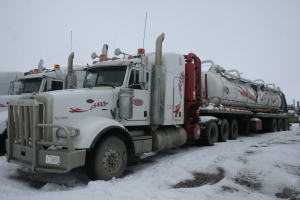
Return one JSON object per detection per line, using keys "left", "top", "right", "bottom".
{"left": 9, "top": 100, "right": 43, "bottom": 147}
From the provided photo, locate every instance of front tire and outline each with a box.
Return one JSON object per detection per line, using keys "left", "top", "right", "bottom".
{"left": 85, "top": 136, "right": 127, "bottom": 181}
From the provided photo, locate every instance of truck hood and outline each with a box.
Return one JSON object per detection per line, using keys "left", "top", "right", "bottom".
{"left": 35, "top": 88, "right": 116, "bottom": 127}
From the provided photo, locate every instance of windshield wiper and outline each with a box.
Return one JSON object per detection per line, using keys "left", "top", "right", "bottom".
{"left": 96, "top": 84, "right": 115, "bottom": 88}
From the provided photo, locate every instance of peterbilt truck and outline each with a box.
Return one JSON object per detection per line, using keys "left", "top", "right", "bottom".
{"left": 0, "top": 54, "right": 85, "bottom": 154}
{"left": 6, "top": 33, "right": 289, "bottom": 181}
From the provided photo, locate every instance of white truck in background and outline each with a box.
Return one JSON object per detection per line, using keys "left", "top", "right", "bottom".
{"left": 0, "top": 71, "right": 23, "bottom": 96}
{"left": 0, "top": 53, "right": 86, "bottom": 155}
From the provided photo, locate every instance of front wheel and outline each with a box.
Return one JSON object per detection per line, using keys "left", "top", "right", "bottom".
{"left": 85, "top": 136, "right": 127, "bottom": 181}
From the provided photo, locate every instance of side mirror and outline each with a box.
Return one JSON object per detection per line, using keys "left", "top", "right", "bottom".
{"left": 139, "top": 55, "right": 149, "bottom": 90}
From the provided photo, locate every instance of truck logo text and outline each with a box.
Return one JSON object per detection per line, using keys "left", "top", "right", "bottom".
{"left": 173, "top": 102, "right": 181, "bottom": 117}
{"left": 69, "top": 101, "right": 109, "bottom": 113}
{"left": 178, "top": 71, "right": 185, "bottom": 99}
{"left": 0, "top": 103, "right": 7, "bottom": 107}
{"left": 133, "top": 99, "right": 144, "bottom": 106}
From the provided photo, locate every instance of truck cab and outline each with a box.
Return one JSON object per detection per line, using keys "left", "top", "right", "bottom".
{"left": 1, "top": 57, "right": 86, "bottom": 155}
{"left": 6, "top": 34, "right": 193, "bottom": 180}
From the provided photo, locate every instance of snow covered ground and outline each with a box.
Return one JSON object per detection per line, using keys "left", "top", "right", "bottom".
{"left": 0, "top": 124, "right": 299, "bottom": 200}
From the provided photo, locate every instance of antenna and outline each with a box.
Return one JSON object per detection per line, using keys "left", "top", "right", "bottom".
{"left": 71, "top": 31, "right": 73, "bottom": 53}
{"left": 143, "top": 12, "right": 147, "bottom": 49}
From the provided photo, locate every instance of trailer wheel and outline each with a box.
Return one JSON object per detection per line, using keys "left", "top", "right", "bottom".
{"left": 0, "top": 130, "right": 7, "bottom": 156}
{"left": 229, "top": 119, "right": 238, "bottom": 140}
{"left": 238, "top": 121, "right": 251, "bottom": 135}
{"left": 203, "top": 121, "right": 218, "bottom": 146}
{"left": 85, "top": 136, "right": 127, "bottom": 181}
{"left": 266, "top": 118, "right": 277, "bottom": 132}
{"left": 277, "top": 119, "right": 283, "bottom": 131}
{"left": 283, "top": 118, "right": 290, "bottom": 131}
{"left": 218, "top": 119, "right": 229, "bottom": 142}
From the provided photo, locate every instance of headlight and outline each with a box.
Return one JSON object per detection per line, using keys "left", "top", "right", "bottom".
{"left": 56, "top": 127, "right": 80, "bottom": 138}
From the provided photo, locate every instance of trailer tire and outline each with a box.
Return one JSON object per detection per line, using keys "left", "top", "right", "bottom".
{"left": 238, "top": 121, "right": 251, "bottom": 135}
{"left": 265, "top": 118, "right": 277, "bottom": 132}
{"left": 0, "top": 130, "right": 7, "bottom": 156}
{"left": 203, "top": 121, "right": 218, "bottom": 146}
{"left": 85, "top": 136, "right": 127, "bottom": 181}
{"left": 218, "top": 119, "right": 229, "bottom": 142}
{"left": 277, "top": 119, "right": 283, "bottom": 131}
{"left": 283, "top": 118, "right": 290, "bottom": 131}
{"left": 229, "top": 119, "right": 238, "bottom": 140}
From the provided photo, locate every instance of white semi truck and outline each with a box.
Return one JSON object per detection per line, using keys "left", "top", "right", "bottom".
{"left": 6, "top": 34, "right": 289, "bottom": 180}
{"left": 0, "top": 53, "right": 85, "bottom": 154}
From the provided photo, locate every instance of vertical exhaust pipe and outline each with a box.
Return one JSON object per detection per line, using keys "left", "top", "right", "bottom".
{"left": 155, "top": 33, "right": 164, "bottom": 66}
{"left": 102, "top": 44, "right": 108, "bottom": 56}
{"left": 68, "top": 52, "right": 74, "bottom": 76}
{"left": 38, "top": 59, "right": 44, "bottom": 72}
{"left": 151, "top": 33, "right": 166, "bottom": 126}
{"left": 67, "top": 52, "right": 74, "bottom": 89}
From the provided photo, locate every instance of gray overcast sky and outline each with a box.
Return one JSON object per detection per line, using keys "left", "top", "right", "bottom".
{"left": 0, "top": 0, "right": 299, "bottom": 104}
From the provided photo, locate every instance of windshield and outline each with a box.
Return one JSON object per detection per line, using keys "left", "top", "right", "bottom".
{"left": 19, "top": 78, "right": 42, "bottom": 93}
{"left": 83, "top": 66, "right": 127, "bottom": 88}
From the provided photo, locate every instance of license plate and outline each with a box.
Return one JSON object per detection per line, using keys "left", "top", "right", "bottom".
{"left": 45, "top": 155, "right": 60, "bottom": 165}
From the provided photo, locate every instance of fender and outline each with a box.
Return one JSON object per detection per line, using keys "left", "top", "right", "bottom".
{"left": 68, "top": 116, "right": 133, "bottom": 150}
{"left": 0, "top": 110, "right": 8, "bottom": 135}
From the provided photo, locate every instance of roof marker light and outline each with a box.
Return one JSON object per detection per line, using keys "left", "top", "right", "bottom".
{"left": 54, "top": 64, "right": 60, "bottom": 69}
{"left": 137, "top": 48, "right": 145, "bottom": 55}
{"left": 100, "top": 54, "right": 109, "bottom": 61}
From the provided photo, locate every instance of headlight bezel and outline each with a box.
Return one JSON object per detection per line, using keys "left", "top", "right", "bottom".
{"left": 56, "top": 127, "right": 80, "bottom": 138}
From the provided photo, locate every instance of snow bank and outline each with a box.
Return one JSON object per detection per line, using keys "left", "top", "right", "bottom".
{"left": 0, "top": 124, "right": 299, "bottom": 200}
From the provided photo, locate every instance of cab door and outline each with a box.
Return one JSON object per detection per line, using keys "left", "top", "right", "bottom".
{"left": 126, "top": 68, "right": 150, "bottom": 121}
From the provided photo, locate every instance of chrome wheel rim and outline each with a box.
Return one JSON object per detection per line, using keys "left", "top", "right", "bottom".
{"left": 103, "top": 147, "right": 122, "bottom": 175}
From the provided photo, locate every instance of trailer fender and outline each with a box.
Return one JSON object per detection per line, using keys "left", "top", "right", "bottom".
{"left": 68, "top": 116, "right": 133, "bottom": 152}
